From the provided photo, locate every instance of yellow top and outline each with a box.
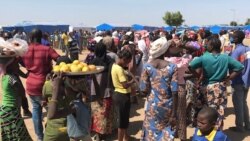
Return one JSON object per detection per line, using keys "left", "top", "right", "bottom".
{"left": 111, "top": 64, "right": 131, "bottom": 94}
{"left": 61, "top": 33, "right": 68, "bottom": 45}
{"left": 197, "top": 128, "right": 217, "bottom": 141}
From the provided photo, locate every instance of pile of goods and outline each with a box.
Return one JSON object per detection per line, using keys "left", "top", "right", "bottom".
{"left": 53, "top": 60, "right": 97, "bottom": 73}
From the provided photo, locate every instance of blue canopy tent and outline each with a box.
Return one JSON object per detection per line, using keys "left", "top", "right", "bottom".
{"left": 244, "top": 25, "right": 250, "bottom": 30}
{"left": 177, "top": 26, "right": 187, "bottom": 31}
{"left": 114, "top": 26, "right": 130, "bottom": 31}
{"left": 219, "top": 26, "right": 230, "bottom": 31}
{"left": 164, "top": 26, "right": 173, "bottom": 32}
{"left": 176, "top": 30, "right": 185, "bottom": 36}
{"left": 2, "top": 21, "right": 30, "bottom": 32}
{"left": 2, "top": 21, "right": 69, "bottom": 34}
{"left": 131, "top": 24, "right": 144, "bottom": 31}
{"left": 2, "top": 26, "right": 23, "bottom": 32}
{"left": 144, "top": 26, "right": 159, "bottom": 31}
{"left": 96, "top": 23, "right": 114, "bottom": 31}
{"left": 190, "top": 26, "right": 200, "bottom": 31}
{"left": 209, "top": 25, "right": 222, "bottom": 34}
{"left": 22, "top": 25, "right": 69, "bottom": 33}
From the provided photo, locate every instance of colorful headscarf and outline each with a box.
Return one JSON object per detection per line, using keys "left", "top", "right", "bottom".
{"left": 245, "top": 30, "right": 250, "bottom": 38}
{"left": 188, "top": 31, "right": 197, "bottom": 40}
{"left": 87, "top": 39, "right": 97, "bottom": 52}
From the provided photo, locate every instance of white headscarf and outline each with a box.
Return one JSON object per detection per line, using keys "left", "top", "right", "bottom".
{"left": 149, "top": 37, "right": 171, "bottom": 60}
{"left": 0, "top": 37, "right": 28, "bottom": 57}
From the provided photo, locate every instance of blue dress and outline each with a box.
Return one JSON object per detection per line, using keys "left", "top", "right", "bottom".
{"left": 140, "top": 63, "right": 178, "bottom": 141}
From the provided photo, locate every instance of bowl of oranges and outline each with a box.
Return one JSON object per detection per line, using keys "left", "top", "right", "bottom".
{"left": 53, "top": 60, "right": 104, "bottom": 75}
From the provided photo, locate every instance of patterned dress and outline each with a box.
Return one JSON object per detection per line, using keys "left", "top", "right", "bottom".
{"left": 90, "top": 73, "right": 113, "bottom": 134}
{"left": 140, "top": 63, "right": 178, "bottom": 141}
{"left": 90, "top": 56, "right": 114, "bottom": 135}
{"left": 186, "top": 79, "right": 205, "bottom": 127}
{"left": 0, "top": 74, "right": 32, "bottom": 141}
{"left": 165, "top": 55, "right": 192, "bottom": 140}
{"left": 205, "top": 82, "right": 228, "bottom": 129}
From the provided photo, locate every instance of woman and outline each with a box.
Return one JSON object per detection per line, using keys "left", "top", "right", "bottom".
{"left": 189, "top": 36, "right": 244, "bottom": 129}
{"left": 111, "top": 49, "right": 134, "bottom": 141}
{"left": 165, "top": 39, "right": 193, "bottom": 141}
{"left": 84, "top": 39, "right": 96, "bottom": 64}
{"left": 140, "top": 37, "right": 178, "bottom": 141}
{"left": 103, "top": 36, "right": 118, "bottom": 61}
{"left": 45, "top": 62, "right": 92, "bottom": 141}
{"left": 0, "top": 38, "right": 32, "bottom": 141}
{"left": 89, "top": 40, "right": 115, "bottom": 140}
{"left": 185, "top": 30, "right": 212, "bottom": 127}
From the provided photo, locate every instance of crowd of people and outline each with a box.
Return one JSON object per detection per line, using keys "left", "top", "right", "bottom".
{"left": 0, "top": 27, "right": 250, "bottom": 141}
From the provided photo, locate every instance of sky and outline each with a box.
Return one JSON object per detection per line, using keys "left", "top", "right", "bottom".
{"left": 0, "top": 0, "right": 249, "bottom": 27}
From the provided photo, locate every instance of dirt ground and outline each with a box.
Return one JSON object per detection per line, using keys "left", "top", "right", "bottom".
{"left": 1, "top": 49, "right": 250, "bottom": 141}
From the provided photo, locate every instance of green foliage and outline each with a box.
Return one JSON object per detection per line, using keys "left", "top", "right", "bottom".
{"left": 162, "top": 11, "right": 184, "bottom": 27}
{"left": 230, "top": 21, "right": 237, "bottom": 26}
{"left": 245, "top": 18, "right": 250, "bottom": 25}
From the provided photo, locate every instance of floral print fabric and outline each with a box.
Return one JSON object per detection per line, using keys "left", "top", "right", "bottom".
{"left": 140, "top": 63, "right": 178, "bottom": 141}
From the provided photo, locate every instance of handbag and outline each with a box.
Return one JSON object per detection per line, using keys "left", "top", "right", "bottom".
{"left": 67, "top": 100, "right": 90, "bottom": 138}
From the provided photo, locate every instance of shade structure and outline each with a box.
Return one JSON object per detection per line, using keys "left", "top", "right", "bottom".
{"left": 177, "top": 26, "right": 188, "bottom": 31}
{"left": 96, "top": 23, "right": 114, "bottom": 31}
{"left": 144, "top": 26, "right": 159, "bottom": 31}
{"left": 2, "top": 21, "right": 69, "bottom": 33}
{"left": 164, "top": 26, "right": 173, "bottom": 31}
{"left": 244, "top": 25, "right": 250, "bottom": 30}
{"left": 131, "top": 24, "right": 144, "bottom": 31}
{"left": 210, "top": 25, "right": 222, "bottom": 34}
{"left": 190, "top": 26, "right": 200, "bottom": 31}
{"left": 22, "top": 25, "right": 69, "bottom": 33}
{"left": 176, "top": 30, "right": 185, "bottom": 35}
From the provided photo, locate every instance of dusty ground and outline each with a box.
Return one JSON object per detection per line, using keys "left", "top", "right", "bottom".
{"left": 1, "top": 49, "right": 250, "bottom": 141}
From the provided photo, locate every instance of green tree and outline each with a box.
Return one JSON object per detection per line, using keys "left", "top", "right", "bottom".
{"left": 162, "top": 11, "right": 184, "bottom": 27}
{"left": 230, "top": 21, "right": 238, "bottom": 26}
{"left": 245, "top": 18, "right": 250, "bottom": 25}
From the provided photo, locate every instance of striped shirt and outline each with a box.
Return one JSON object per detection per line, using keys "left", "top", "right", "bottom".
{"left": 22, "top": 43, "right": 59, "bottom": 96}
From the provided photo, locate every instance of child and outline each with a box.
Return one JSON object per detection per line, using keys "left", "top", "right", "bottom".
{"left": 121, "top": 44, "right": 139, "bottom": 104}
{"left": 192, "top": 107, "right": 231, "bottom": 141}
{"left": 43, "top": 56, "right": 72, "bottom": 141}
{"left": 42, "top": 73, "right": 53, "bottom": 111}
{"left": 44, "top": 56, "right": 92, "bottom": 141}
{"left": 111, "top": 49, "right": 134, "bottom": 141}
{"left": 42, "top": 56, "right": 71, "bottom": 110}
